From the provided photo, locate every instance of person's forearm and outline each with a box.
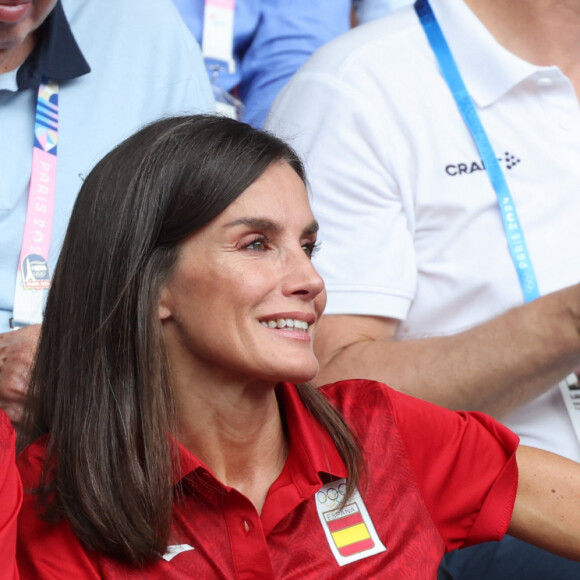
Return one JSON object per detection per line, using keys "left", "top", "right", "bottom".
{"left": 510, "top": 446, "right": 580, "bottom": 561}
{"left": 314, "top": 286, "right": 580, "bottom": 417}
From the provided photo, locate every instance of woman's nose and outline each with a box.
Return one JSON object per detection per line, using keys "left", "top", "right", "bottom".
{"left": 284, "top": 249, "right": 325, "bottom": 299}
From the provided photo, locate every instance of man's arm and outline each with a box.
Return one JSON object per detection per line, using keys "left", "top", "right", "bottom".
{"left": 313, "top": 284, "right": 580, "bottom": 417}
{"left": 0, "top": 325, "right": 40, "bottom": 425}
{"left": 510, "top": 445, "right": 580, "bottom": 561}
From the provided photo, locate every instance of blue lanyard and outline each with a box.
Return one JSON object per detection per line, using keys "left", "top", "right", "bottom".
{"left": 414, "top": 0, "right": 540, "bottom": 303}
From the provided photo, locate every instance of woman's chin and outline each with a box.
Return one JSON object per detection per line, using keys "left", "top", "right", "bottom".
{"left": 274, "top": 363, "right": 319, "bottom": 385}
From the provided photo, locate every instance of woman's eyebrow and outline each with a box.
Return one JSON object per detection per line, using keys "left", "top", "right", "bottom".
{"left": 224, "top": 217, "right": 319, "bottom": 236}
{"left": 304, "top": 220, "right": 320, "bottom": 236}
{"left": 224, "top": 217, "right": 282, "bottom": 232}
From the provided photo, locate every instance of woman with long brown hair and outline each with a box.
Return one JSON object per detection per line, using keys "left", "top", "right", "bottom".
{"left": 16, "top": 115, "right": 580, "bottom": 578}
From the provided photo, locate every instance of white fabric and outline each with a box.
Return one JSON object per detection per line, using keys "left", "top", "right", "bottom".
{"left": 266, "top": 0, "right": 580, "bottom": 461}
{"left": 356, "top": 0, "right": 412, "bottom": 24}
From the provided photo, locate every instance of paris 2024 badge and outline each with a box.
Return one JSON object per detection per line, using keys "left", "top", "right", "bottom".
{"left": 21, "top": 254, "right": 51, "bottom": 289}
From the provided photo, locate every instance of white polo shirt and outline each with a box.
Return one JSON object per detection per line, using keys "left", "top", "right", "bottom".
{"left": 266, "top": 0, "right": 580, "bottom": 460}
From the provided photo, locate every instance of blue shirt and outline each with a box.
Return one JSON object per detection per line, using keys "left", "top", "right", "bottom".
{"left": 0, "top": 0, "right": 214, "bottom": 332}
{"left": 172, "top": 0, "right": 351, "bottom": 127}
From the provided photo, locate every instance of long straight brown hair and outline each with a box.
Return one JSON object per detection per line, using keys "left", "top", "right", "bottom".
{"left": 21, "top": 115, "right": 363, "bottom": 565}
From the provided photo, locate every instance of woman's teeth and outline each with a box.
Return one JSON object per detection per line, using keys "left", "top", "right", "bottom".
{"left": 261, "top": 318, "right": 309, "bottom": 331}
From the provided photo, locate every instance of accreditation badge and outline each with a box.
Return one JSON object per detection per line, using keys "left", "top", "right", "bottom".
{"left": 20, "top": 254, "right": 51, "bottom": 289}
{"left": 315, "top": 478, "right": 386, "bottom": 566}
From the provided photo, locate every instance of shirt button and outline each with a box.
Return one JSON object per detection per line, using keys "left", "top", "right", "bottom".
{"left": 536, "top": 77, "right": 552, "bottom": 87}
{"left": 243, "top": 519, "right": 252, "bottom": 533}
{"left": 559, "top": 118, "right": 573, "bottom": 131}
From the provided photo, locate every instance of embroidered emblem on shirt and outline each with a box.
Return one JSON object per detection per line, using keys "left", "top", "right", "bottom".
{"left": 315, "top": 478, "right": 386, "bottom": 566}
{"left": 162, "top": 544, "right": 195, "bottom": 562}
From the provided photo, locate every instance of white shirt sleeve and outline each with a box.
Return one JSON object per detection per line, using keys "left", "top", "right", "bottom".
{"left": 267, "top": 63, "right": 417, "bottom": 320}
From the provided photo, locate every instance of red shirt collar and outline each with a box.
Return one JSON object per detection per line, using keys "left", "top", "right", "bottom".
{"left": 173, "top": 381, "right": 347, "bottom": 490}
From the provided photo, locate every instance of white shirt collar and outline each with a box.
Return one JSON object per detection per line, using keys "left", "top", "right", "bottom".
{"left": 429, "top": 0, "right": 550, "bottom": 107}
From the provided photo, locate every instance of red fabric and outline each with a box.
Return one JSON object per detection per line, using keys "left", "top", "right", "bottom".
{"left": 17, "top": 380, "right": 518, "bottom": 579}
{"left": 0, "top": 410, "right": 21, "bottom": 580}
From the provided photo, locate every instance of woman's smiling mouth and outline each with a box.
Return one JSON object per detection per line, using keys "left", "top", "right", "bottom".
{"left": 261, "top": 318, "right": 310, "bottom": 331}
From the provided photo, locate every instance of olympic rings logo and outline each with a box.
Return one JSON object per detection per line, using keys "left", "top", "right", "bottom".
{"left": 316, "top": 482, "right": 347, "bottom": 509}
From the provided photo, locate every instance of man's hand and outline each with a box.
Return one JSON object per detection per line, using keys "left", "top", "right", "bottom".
{"left": 0, "top": 325, "right": 40, "bottom": 425}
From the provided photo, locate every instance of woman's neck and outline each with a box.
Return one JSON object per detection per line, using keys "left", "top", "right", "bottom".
{"left": 175, "top": 380, "right": 288, "bottom": 514}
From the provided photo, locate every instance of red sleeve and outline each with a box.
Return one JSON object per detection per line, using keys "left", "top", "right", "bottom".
{"left": 385, "top": 385, "right": 519, "bottom": 550}
{"left": 0, "top": 410, "right": 21, "bottom": 580}
{"left": 16, "top": 439, "right": 101, "bottom": 579}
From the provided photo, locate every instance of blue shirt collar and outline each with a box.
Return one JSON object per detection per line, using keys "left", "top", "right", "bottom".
{"left": 16, "top": 0, "right": 90, "bottom": 91}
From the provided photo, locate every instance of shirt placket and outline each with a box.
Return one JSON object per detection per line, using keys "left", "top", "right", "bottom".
{"left": 223, "top": 489, "right": 276, "bottom": 579}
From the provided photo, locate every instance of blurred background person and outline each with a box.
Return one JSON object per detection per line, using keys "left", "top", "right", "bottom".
{"left": 171, "top": 0, "right": 351, "bottom": 126}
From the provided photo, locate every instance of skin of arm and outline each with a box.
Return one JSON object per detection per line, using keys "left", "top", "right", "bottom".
{"left": 0, "top": 325, "right": 40, "bottom": 425}
{"left": 511, "top": 445, "right": 580, "bottom": 561}
{"left": 313, "top": 284, "right": 580, "bottom": 418}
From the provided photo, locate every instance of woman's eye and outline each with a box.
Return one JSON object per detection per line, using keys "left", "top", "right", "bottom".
{"left": 245, "top": 238, "right": 267, "bottom": 251}
{"left": 302, "top": 241, "right": 320, "bottom": 258}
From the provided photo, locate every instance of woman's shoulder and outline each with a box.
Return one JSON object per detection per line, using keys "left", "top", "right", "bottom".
{"left": 319, "top": 378, "right": 398, "bottom": 410}
{"left": 317, "top": 378, "right": 402, "bottom": 435}
{"left": 16, "top": 435, "right": 102, "bottom": 578}
{"left": 16, "top": 435, "right": 49, "bottom": 487}
{"left": 0, "top": 409, "right": 16, "bottom": 462}
{"left": 0, "top": 411, "right": 19, "bottom": 580}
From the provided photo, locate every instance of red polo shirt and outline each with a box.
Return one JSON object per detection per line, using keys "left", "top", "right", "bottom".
{"left": 17, "top": 380, "right": 518, "bottom": 578}
{"left": 0, "top": 410, "right": 21, "bottom": 580}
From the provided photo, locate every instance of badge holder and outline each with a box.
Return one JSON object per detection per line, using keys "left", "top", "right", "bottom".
{"left": 202, "top": 0, "right": 243, "bottom": 120}
{"left": 208, "top": 64, "right": 244, "bottom": 120}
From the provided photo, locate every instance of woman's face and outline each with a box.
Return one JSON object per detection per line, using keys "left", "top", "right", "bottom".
{"left": 159, "top": 161, "right": 327, "bottom": 389}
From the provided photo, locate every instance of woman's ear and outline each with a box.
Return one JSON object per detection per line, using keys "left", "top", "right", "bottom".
{"left": 158, "top": 287, "right": 173, "bottom": 321}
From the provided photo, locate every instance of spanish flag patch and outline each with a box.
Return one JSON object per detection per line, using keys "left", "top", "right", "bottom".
{"left": 315, "top": 479, "right": 386, "bottom": 566}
